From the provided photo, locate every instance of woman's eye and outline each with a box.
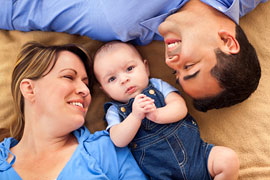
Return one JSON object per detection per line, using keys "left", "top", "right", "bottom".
{"left": 64, "top": 75, "right": 73, "bottom": 80}
{"left": 127, "top": 66, "right": 134, "bottom": 72}
{"left": 108, "top": 76, "right": 116, "bottom": 83}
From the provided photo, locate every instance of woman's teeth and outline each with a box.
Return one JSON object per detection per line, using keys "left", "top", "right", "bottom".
{"left": 70, "top": 102, "right": 83, "bottom": 108}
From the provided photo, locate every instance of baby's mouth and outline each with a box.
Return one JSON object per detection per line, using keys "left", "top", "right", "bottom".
{"left": 126, "top": 86, "right": 136, "bottom": 94}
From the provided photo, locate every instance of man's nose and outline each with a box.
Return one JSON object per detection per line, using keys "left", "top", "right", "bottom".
{"left": 158, "top": 21, "right": 166, "bottom": 36}
{"left": 158, "top": 20, "right": 170, "bottom": 36}
{"left": 166, "top": 55, "right": 181, "bottom": 70}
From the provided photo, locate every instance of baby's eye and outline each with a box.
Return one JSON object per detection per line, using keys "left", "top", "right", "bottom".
{"left": 127, "top": 66, "right": 134, "bottom": 72}
{"left": 172, "top": 70, "right": 177, "bottom": 75}
{"left": 108, "top": 76, "right": 116, "bottom": 83}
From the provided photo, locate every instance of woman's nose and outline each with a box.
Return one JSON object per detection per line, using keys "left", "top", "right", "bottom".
{"left": 76, "top": 82, "right": 90, "bottom": 97}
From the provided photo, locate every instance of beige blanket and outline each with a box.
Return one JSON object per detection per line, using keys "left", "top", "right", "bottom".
{"left": 0, "top": 2, "right": 269, "bottom": 179}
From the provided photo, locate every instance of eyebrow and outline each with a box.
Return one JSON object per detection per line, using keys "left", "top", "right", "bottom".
{"left": 183, "top": 70, "right": 200, "bottom": 81}
{"left": 101, "top": 60, "right": 135, "bottom": 82}
{"left": 102, "top": 72, "right": 113, "bottom": 82}
{"left": 60, "top": 68, "right": 77, "bottom": 74}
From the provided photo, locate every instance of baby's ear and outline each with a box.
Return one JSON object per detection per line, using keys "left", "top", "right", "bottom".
{"left": 20, "top": 79, "right": 35, "bottom": 103}
{"left": 218, "top": 30, "right": 240, "bottom": 54}
{"left": 143, "top": 59, "right": 150, "bottom": 76}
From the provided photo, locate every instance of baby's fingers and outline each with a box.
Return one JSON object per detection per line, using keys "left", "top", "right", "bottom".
{"left": 143, "top": 104, "right": 156, "bottom": 112}
{"left": 139, "top": 96, "right": 154, "bottom": 104}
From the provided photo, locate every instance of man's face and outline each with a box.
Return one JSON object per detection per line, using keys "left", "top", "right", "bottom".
{"left": 158, "top": 9, "right": 223, "bottom": 99}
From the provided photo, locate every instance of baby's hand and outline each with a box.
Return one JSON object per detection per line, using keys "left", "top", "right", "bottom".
{"left": 145, "top": 104, "right": 157, "bottom": 122}
{"left": 131, "top": 94, "right": 155, "bottom": 120}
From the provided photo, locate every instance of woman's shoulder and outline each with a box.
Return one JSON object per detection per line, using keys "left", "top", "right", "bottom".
{"left": 74, "top": 126, "right": 133, "bottom": 162}
{"left": 74, "top": 126, "right": 111, "bottom": 144}
{"left": 74, "top": 126, "right": 116, "bottom": 155}
{"left": 0, "top": 137, "right": 18, "bottom": 170}
{"left": 64, "top": 127, "right": 146, "bottom": 179}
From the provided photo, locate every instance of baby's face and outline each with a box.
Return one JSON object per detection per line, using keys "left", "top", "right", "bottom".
{"left": 94, "top": 45, "right": 150, "bottom": 103}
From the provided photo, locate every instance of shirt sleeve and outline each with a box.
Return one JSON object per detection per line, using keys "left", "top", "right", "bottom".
{"left": 0, "top": 0, "right": 118, "bottom": 41}
{"left": 150, "top": 78, "right": 179, "bottom": 98}
{"left": 0, "top": 0, "right": 185, "bottom": 45}
{"left": 0, "top": 1, "right": 13, "bottom": 30}
{"left": 239, "top": 0, "right": 268, "bottom": 17}
{"left": 105, "top": 105, "right": 122, "bottom": 130}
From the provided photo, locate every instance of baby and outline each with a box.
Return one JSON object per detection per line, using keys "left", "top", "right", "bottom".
{"left": 94, "top": 41, "right": 239, "bottom": 180}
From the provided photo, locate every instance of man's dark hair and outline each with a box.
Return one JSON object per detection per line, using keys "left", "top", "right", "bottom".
{"left": 193, "top": 24, "right": 261, "bottom": 112}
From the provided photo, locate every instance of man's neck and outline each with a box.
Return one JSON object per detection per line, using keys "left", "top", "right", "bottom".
{"left": 179, "top": 0, "right": 236, "bottom": 33}
{"left": 182, "top": 0, "right": 234, "bottom": 22}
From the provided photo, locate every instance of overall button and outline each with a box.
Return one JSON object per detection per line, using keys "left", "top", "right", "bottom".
{"left": 192, "top": 120, "right": 197, "bottom": 126}
{"left": 149, "top": 89, "right": 155, "bottom": 95}
{"left": 132, "top": 143, "right": 137, "bottom": 148}
{"left": 120, "top": 107, "right": 126, "bottom": 113}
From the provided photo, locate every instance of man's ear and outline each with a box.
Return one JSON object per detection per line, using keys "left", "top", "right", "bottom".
{"left": 143, "top": 59, "right": 150, "bottom": 76}
{"left": 218, "top": 30, "right": 240, "bottom": 54}
{"left": 20, "top": 79, "right": 35, "bottom": 103}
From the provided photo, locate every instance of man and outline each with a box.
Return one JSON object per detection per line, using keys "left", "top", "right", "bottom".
{"left": 0, "top": 0, "right": 267, "bottom": 111}
{"left": 158, "top": 0, "right": 264, "bottom": 111}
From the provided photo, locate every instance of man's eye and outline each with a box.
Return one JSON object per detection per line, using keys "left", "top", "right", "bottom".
{"left": 108, "top": 76, "right": 116, "bottom": 83}
{"left": 183, "top": 64, "right": 194, "bottom": 70}
{"left": 127, "top": 66, "right": 134, "bottom": 72}
{"left": 172, "top": 70, "right": 180, "bottom": 75}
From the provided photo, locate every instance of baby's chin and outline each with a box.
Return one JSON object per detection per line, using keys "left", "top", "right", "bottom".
{"left": 116, "top": 92, "right": 140, "bottom": 104}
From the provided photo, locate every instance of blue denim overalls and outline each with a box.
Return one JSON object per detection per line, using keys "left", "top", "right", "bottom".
{"left": 104, "top": 83, "right": 213, "bottom": 180}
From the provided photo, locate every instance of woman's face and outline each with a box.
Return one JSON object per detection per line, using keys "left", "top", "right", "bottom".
{"left": 32, "top": 51, "right": 91, "bottom": 132}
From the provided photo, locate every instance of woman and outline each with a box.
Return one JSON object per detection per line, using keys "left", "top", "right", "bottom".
{"left": 0, "top": 42, "right": 147, "bottom": 179}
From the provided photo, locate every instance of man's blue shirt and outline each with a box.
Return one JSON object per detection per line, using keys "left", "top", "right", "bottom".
{"left": 0, "top": 0, "right": 267, "bottom": 44}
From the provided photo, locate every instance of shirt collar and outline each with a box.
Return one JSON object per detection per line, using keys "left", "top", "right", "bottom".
{"left": 140, "top": 4, "right": 186, "bottom": 38}
{"left": 0, "top": 138, "right": 18, "bottom": 171}
{"left": 140, "top": 0, "right": 239, "bottom": 38}
{"left": 200, "top": 0, "right": 240, "bottom": 24}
